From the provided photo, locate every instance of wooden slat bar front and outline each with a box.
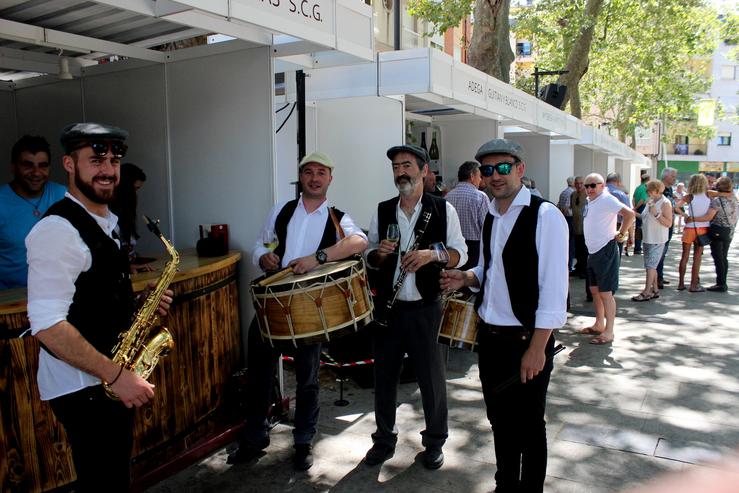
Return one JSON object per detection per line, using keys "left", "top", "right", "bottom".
{"left": 0, "top": 250, "right": 242, "bottom": 492}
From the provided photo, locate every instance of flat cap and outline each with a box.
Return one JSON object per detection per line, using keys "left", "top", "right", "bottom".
{"left": 299, "top": 151, "right": 334, "bottom": 170}
{"left": 386, "top": 144, "right": 429, "bottom": 164}
{"left": 60, "top": 122, "right": 128, "bottom": 152}
{"left": 475, "top": 138, "right": 525, "bottom": 163}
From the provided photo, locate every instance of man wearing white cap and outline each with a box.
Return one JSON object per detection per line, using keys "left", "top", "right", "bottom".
{"left": 228, "top": 152, "right": 367, "bottom": 470}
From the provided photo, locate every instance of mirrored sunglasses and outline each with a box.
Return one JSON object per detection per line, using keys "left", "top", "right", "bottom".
{"left": 480, "top": 162, "right": 515, "bottom": 176}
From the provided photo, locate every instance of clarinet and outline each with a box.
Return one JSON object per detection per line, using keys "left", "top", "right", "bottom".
{"left": 385, "top": 211, "right": 432, "bottom": 312}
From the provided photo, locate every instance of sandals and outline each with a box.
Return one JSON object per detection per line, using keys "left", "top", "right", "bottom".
{"left": 590, "top": 334, "right": 614, "bottom": 345}
{"left": 689, "top": 285, "right": 705, "bottom": 293}
{"left": 631, "top": 292, "right": 654, "bottom": 302}
{"left": 578, "top": 327, "right": 603, "bottom": 335}
{"left": 677, "top": 285, "right": 687, "bottom": 291}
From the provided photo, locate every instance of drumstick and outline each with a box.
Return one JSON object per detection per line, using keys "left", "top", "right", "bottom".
{"left": 256, "top": 266, "right": 293, "bottom": 287}
{"left": 492, "top": 344, "right": 565, "bottom": 394}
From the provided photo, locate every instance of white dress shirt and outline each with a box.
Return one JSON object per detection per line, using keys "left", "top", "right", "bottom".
{"left": 252, "top": 196, "right": 367, "bottom": 270}
{"left": 367, "top": 195, "right": 468, "bottom": 301}
{"left": 26, "top": 193, "right": 120, "bottom": 401}
{"left": 471, "top": 186, "right": 568, "bottom": 329}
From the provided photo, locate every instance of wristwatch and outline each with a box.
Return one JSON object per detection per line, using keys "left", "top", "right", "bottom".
{"left": 315, "top": 249, "right": 328, "bottom": 264}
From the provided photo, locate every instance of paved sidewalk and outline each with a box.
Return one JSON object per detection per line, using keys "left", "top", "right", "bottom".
{"left": 147, "top": 235, "right": 739, "bottom": 492}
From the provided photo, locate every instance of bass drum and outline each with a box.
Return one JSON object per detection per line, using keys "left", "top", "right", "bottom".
{"left": 438, "top": 295, "right": 479, "bottom": 351}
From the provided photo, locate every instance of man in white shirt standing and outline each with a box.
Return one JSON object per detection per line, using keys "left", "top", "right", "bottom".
{"left": 579, "top": 173, "right": 635, "bottom": 345}
{"left": 228, "top": 152, "right": 368, "bottom": 471}
{"left": 441, "top": 138, "right": 568, "bottom": 493}
{"left": 364, "top": 144, "right": 467, "bottom": 470}
{"left": 26, "top": 123, "right": 172, "bottom": 492}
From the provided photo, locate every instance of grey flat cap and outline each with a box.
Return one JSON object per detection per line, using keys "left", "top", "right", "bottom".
{"left": 387, "top": 144, "right": 429, "bottom": 164}
{"left": 475, "top": 138, "right": 525, "bottom": 163}
{"left": 60, "top": 122, "right": 128, "bottom": 152}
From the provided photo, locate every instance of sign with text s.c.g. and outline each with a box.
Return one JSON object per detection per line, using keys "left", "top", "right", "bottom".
{"left": 230, "top": 0, "right": 335, "bottom": 48}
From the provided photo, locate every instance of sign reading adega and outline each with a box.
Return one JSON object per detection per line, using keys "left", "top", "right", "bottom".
{"left": 699, "top": 162, "right": 725, "bottom": 172}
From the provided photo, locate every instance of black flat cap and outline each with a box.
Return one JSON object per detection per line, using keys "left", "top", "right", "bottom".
{"left": 60, "top": 122, "right": 128, "bottom": 153}
{"left": 475, "top": 138, "right": 525, "bottom": 163}
{"left": 387, "top": 144, "right": 429, "bottom": 164}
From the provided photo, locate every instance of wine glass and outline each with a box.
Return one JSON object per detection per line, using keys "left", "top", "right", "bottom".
{"left": 386, "top": 224, "right": 400, "bottom": 246}
{"left": 262, "top": 229, "right": 279, "bottom": 251}
{"left": 429, "top": 242, "right": 450, "bottom": 266}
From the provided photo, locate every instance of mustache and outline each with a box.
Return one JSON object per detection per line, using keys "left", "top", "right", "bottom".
{"left": 93, "top": 175, "right": 117, "bottom": 182}
{"left": 395, "top": 175, "right": 411, "bottom": 184}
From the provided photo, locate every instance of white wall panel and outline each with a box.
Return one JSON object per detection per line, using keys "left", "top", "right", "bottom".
{"left": 315, "top": 95, "right": 403, "bottom": 229}
{"left": 510, "top": 134, "right": 551, "bottom": 200}
{"left": 574, "top": 147, "right": 593, "bottom": 178}
{"left": 438, "top": 119, "right": 497, "bottom": 189}
{"left": 0, "top": 91, "right": 17, "bottom": 184}
{"left": 167, "top": 46, "right": 274, "bottom": 341}
{"left": 83, "top": 65, "right": 170, "bottom": 254}
{"left": 550, "top": 143, "right": 574, "bottom": 203}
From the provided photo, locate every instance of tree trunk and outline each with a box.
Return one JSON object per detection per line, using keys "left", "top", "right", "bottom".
{"left": 468, "top": 0, "right": 514, "bottom": 82}
{"left": 555, "top": 0, "right": 605, "bottom": 116}
{"left": 569, "top": 82, "right": 581, "bottom": 117}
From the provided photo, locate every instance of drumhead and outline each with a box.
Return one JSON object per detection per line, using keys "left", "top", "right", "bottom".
{"left": 268, "top": 259, "right": 361, "bottom": 287}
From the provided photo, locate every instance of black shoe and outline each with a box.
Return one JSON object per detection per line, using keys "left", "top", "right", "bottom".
{"left": 585, "top": 296, "right": 593, "bottom": 302}
{"left": 364, "top": 443, "right": 395, "bottom": 465}
{"left": 707, "top": 285, "right": 728, "bottom": 292}
{"left": 634, "top": 250, "right": 642, "bottom": 255}
{"left": 658, "top": 283, "right": 664, "bottom": 289}
{"left": 293, "top": 444, "right": 313, "bottom": 471}
{"left": 661, "top": 279, "right": 671, "bottom": 285}
{"left": 422, "top": 447, "right": 444, "bottom": 470}
{"left": 227, "top": 438, "right": 270, "bottom": 465}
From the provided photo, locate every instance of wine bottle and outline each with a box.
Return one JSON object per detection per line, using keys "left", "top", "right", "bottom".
{"left": 429, "top": 131, "right": 440, "bottom": 170}
{"left": 420, "top": 131, "right": 428, "bottom": 153}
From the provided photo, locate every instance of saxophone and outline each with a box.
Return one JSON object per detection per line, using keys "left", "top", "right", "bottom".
{"left": 104, "top": 215, "right": 179, "bottom": 400}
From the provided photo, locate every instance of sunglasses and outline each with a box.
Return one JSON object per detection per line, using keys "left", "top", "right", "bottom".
{"left": 584, "top": 182, "right": 602, "bottom": 189}
{"left": 71, "top": 140, "right": 128, "bottom": 158}
{"left": 480, "top": 162, "right": 516, "bottom": 176}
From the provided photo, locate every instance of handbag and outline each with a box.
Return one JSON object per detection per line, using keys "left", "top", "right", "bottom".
{"left": 708, "top": 199, "right": 732, "bottom": 239}
{"left": 689, "top": 201, "right": 711, "bottom": 246}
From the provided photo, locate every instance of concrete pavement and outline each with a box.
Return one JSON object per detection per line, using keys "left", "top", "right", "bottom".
{"left": 147, "top": 234, "right": 739, "bottom": 492}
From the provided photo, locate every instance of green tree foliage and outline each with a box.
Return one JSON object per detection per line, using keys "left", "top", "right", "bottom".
{"left": 407, "top": 0, "right": 475, "bottom": 35}
{"left": 515, "top": 0, "right": 720, "bottom": 143}
{"left": 719, "top": 10, "right": 738, "bottom": 61}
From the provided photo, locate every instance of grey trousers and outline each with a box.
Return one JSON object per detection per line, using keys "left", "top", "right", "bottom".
{"left": 371, "top": 301, "right": 448, "bottom": 448}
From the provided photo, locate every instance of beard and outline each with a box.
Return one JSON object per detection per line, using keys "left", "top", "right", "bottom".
{"left": 395, "top": 175, "right": 418, "bottom": 195}
{"left": 75, "top": 170, "right": 117, "bottom": 205}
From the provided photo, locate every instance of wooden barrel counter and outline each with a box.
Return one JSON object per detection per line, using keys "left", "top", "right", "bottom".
{"left": 0, "top": 250, "right": 242, "bottom": 492}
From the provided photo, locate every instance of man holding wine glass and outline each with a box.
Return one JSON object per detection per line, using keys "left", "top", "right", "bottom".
{"left": 228, "top": 151, "right": 367, "bottom": 471}
{"left": 440, "top": 138, "right": 568, "bottom": 493}
{"left": 364, "top": 143, "right": 467, "bottom": 470}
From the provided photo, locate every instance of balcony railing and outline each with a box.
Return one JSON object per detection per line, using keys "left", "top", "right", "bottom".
{"left": 672, "top": 143, "right": 708, "bottom": 156}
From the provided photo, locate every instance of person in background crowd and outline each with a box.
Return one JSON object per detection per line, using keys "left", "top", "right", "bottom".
{"left": 571, "top": 176, "right": 588, "bottom": 280}
{"left": 444, "top": 161, "right": 488, "bottom": 270}
{"left": 110, "top": 163, "right": 151, "bottom": 273}
{"left": 0, "top": 135, "right": 66, "bottom": 289}
{"left": 631, "top": 180, "right": 672, "bottom": 302}
{"left": 675, "top": 174, "right": 710, "bottom": 292}
{"left": 674, "top": 182, "right": 686, "bottom": 234}
{"left": 656, "top": 167, "right": 678, "bottom": 289}
{"left": 579, "top": 173, "right": 634, "bottom": 345}
{"left": 632, "top": 174, "right": 650, "bottom": 255}
{"left": 521, "top": 176, "right": 543, "bottom": 198}
{"left": 685, "top": 176, "right": 738, "bottom": 293}
{"left": 706, "top": 173, "right": 717, "bottom": 191}
{"left": 606, "top": 173, "right": 632, "bottom": 256}
{"left": 558, "top": 177, "right": 576, "bottom": 272}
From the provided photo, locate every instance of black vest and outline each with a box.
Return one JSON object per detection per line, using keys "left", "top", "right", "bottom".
{"left": 376, "top": 193, "right": 447, "bottom": 301}
{"left": 475, "top": 195, "right": 545, "bottom": 329}
{"left": 273, "top": 199, "right": 345, "bottom": 262}
{"left": 43, "top": 198, "right": 135, "bottom": 356}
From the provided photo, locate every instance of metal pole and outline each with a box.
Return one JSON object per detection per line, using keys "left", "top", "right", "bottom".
{"left": 394, "top": 0, "right": 401, "bottom": 50}
{"left": 296, "top": 70, "right": 306, "bottom": 199}
{"left": 534, "top": 65, "right": 539, "bottom": 98}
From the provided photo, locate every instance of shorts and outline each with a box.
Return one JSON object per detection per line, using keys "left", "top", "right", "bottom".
{"left": 642, "top": 242, "right": 665, "bottom": 270}
{"left": 587, "top": 240, "right": 620, "bottom": 293}
{"left": 682, "top": 227, "right": 708, "bottom": 244}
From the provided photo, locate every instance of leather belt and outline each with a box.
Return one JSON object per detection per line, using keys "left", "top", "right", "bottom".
{"left": 478, "top": 322, "right": 532, "bottom": 341}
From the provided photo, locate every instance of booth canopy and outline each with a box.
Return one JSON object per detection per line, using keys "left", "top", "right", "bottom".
{"left": 0, "top": 0, "right": 373, "bottom": 81}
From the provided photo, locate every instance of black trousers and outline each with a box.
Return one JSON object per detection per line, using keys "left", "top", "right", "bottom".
{"left": 478, "top": 329, "right": 555, "bottom": 493}
{"left": 372, "top": 301, "right": 448, "bottom": 448}
{"left": 573, "top": 234, "right": 588, "bottom": 274}
{"left": 49, "top": 385, "right": 134, "bottom": 493}
{"left": 710, "top": 228, "right": 733, "bottom": 287}
{"left": 242, "top": 317, "right": 321, "bottom": 445}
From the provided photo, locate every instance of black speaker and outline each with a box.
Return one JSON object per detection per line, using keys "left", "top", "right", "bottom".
{"left": 539, "top": 83, "right": 567, "bottom": 108}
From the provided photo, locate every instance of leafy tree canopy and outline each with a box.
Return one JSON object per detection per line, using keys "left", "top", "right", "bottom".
{"left": 407, "top": 0, "right": 474, "bottom": 36}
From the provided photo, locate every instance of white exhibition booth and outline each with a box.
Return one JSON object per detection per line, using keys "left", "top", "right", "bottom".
{"left": 279, "top": 47, "right": 648, "bottom": 214}
{"left": 0, "top": 0, "right": 375, "bottom": 341}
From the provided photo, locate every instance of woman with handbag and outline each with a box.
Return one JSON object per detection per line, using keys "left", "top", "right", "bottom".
{"left": 675, "top": 174, "right": 711, "bottom": 292}
{"left": 684, "top": 177, "right": 738, "bottom": 292}
{"left": 631, "top": 180, "right": 673, "bottom": 301}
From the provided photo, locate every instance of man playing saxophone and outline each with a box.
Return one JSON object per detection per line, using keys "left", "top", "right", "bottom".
{"left": 26, "top": 123, "right": 173, "bottom": 492}
{"left": 363, "top": 144, "right": 466, "bottom": 470}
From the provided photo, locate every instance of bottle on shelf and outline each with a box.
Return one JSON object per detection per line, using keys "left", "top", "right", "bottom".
{"left": 429, "top": 130, "right": 440, "bottom": 170}
{"left": 420, "top": 131, "right": 428, "bottom": 153}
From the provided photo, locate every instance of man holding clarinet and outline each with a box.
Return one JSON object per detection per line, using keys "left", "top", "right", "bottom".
{"left": 364, "top": 144, "right": 466, "bottom": 470}
{"left": 441, "top": 139, "right": 568, "bottom": 493}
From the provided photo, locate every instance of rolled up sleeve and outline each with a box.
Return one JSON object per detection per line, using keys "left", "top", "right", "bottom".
{"left": 534, "top": 204, "right": 569, "bottom": 329}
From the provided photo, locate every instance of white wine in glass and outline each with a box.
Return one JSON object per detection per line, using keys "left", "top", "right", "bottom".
{"left": 386, "top": 224, "right": 400, "bottom": 245}
{"left": 262, "top": 230, "right": 279, "bottom": 251}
